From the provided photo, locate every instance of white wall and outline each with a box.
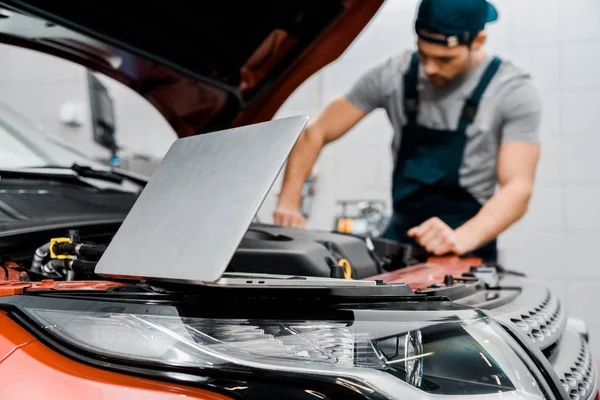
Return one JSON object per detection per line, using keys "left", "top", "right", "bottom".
{"left": 265, "top": 0, "right": 600, "bottom": 352}
{"left": 0, "top": 44, "right": 177, "bottom": 160}
{"left": 0, "top": 0, "right": 599, "bottom": 351}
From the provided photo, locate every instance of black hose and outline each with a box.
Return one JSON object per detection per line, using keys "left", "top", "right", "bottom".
{"left": 77, "top": 244, "right": 106, "bottom": 259}
{"left": 67, "top": 259, "right": 97, "bottom": 275}
{"left": 51, "top": 243, "right": 75, "bottom": 255}
{"left": 52, "top": 243, "right": 107, "bottom": 260}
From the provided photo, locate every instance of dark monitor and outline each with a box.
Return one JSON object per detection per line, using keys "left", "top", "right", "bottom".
{"left": 87, "top": 71, "right": 117, "bottom": 153}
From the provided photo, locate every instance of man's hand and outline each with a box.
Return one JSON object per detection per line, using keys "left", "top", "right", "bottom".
{"left": 408, "top": 217, "right": 470, "bottom": 256}
{"left": 273, "top": 207, "right": 306, "bottom": 228}
{"left": 275, "top": 98, "right": 367, "bottom": 229}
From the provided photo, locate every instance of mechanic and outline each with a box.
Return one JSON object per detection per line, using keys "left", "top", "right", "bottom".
{"left": 273, "top": 0, "right": 541, "bottom": 262}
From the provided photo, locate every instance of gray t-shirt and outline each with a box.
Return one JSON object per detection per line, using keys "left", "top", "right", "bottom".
{"left": 345, "top": 50, "right": 542, "bottom": 204}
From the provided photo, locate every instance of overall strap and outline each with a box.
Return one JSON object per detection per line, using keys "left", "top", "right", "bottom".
{"left": 403, "top": 52, "right": 420, "bottom": 123}
{"left": 458, "top": 56, "right": 502, "bottom": 132}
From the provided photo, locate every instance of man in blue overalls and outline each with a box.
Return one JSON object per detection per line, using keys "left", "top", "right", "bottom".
{"left": 274, "top": 0, "right": 541, "bottom": 262}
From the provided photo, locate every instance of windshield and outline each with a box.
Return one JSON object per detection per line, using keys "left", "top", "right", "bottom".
{"left": 0, "top": 102, "right": 100, "bottom": 169}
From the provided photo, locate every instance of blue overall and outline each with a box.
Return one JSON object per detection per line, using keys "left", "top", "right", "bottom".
{"left": 382, "top": 53, "right": 502, "bottom": 262}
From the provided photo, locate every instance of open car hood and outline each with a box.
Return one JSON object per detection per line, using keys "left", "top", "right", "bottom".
{"left": 0, "top": 0, "right": 384, "bottom": 137}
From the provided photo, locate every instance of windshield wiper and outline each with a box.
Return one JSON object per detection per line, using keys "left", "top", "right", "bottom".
{"left": 0, "top": 168, "right": 92, "bottom": 186}
{"left": 71, "top": 164, "right": 122, "bottom": 183}
{"left": 72, "top": 164, "right": 148, "bottom": 187}
{"left": 88, "top": 166, "right": 148, "bottom": 187}
{"left": 5, "top": 164, "right": 148, "bottom": 187}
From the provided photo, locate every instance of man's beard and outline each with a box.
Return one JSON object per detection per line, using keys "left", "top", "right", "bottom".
{"left": 427, "top": 74, "right": 450, "bottom": 87}
{"left": 426, "top": 54, "right": 473, "bottom": 87}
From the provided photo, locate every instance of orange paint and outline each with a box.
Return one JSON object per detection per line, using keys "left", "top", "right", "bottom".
{"left": 1, "top": 261, "right": 26, "bottom": 281}
{"left": 0, "top": 281, "right": 31, "bottom": 296}
{"left": 233, "top": 0, "right": 385, "bottom": 127}
{"left": 0, "top": 262, "right": 128, "bottom": 296}
{"left": 367, "top": 256, "right": 482, "bottom": 290}
{"left": 23, "top": 280, "right": 128, "bottom": 291}
{"left": 0, "top": 314, "right": 231, "bottom": 399}
{"left": 0, "top": 280, "right": 127, "bottom": 296}
{"left": 0, "top": 312, "right": 37, "bottom": 363}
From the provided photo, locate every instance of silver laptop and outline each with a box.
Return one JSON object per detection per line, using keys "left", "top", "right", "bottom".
{"left": 95, "top": 116, "right": 308, "bottom": 283}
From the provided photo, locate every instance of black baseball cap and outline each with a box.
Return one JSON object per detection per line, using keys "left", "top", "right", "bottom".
{"left": 415, "top": 0, "right": 499, "bottom": 47}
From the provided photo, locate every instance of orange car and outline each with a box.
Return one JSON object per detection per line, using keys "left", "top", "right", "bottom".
{"left": 0, "top": 1, "right": 597, "bottom": 400}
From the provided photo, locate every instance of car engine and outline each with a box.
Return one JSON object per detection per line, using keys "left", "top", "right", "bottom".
{"left": 0, "top": 223, "right": 422, "bottom": 283}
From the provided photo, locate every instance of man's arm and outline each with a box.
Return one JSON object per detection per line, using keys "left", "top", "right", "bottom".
{"left": 274, "top": 56, "right": 392, "bottom": 227}
{"left": 408, "top": 142, "right": 540, "bottom": 256}
{"left": 274, "top": 98, "right": 366, "bottom": 227}
{"left": 454, "top": 142, "right": 539, "bottom": 252}
{"left": 409, "top": 78, "right": 542, "bottom": 255}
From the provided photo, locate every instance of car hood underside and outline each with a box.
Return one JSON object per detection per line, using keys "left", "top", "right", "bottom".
{"left": 0, "top": 0, "right": 383, "bottom": 137}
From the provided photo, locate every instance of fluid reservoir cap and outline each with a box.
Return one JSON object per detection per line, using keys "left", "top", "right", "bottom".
{"left": 444, "top": 274, "right": 454, "bottom": 286}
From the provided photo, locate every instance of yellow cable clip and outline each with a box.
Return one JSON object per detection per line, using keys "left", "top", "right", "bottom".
{"left": 49, "top": 237, "right": 72, "bottom": 260}
{"left": 338, "top": 259, "right": 352, "bottom": 280}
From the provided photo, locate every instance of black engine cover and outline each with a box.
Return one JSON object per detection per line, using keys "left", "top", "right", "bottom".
{"left": 227, "top": 224, "right": 384, "bottom": 279}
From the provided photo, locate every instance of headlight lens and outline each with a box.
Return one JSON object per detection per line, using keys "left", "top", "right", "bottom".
{"left": 26, "top": 307, "right": 545, "bottom": 398}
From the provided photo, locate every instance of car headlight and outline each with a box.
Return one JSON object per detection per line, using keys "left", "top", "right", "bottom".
{"left": 25, "top": 307, "right": 545, "bottom": 399}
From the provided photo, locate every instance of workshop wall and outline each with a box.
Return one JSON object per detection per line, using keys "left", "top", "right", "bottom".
{"left": 0, "top": 0, "right": 599, "bottom": 352}
{"left": 0, "top": 45, "right": 93, "bottom": 153}
{"left": 0, "top": 44, "right": 177, "bottom": 161}
{"left": 266, "top": 0, "right": 600, "bottom": 354}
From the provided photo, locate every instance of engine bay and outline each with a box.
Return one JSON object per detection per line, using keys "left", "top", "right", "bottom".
{"left": 0, "top": 223, "right": 422, "bottom": 285}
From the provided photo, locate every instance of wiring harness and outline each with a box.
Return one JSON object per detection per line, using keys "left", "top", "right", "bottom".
{"left": 29, "top": 231, "right": 107, "bottom": 281}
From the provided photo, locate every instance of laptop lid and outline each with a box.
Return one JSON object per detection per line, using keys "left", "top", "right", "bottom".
{"left": 94, "top": 116, "right": 308, "bottom": 283}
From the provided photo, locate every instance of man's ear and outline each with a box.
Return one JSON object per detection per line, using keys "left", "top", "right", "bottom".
{"left": 470, "top": 31, "right": 487, "bottom": 51}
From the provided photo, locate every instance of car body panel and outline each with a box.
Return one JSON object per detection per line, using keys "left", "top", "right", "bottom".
{"left": 1, "top": 258, "right": 481, "bottom": 295}
{"left": 0, "top": 0, "right": 384, "bottom": 137}
{"left": 232, "top": 0, "right": 386, "bottom": 128}
{"left": 0, "top": 278, "right": 127, "bottom": 296}
{"left": 0, "top": 313, "right": 231, "bottom": 400}
{"left": 0, "top": 311, "right": 36, "bottom": 363}
{"left": 371, "top": 256, "right": 483, "bottom": 288}
{"left": 1, "top": 261, "right": 26, "bottom": 282}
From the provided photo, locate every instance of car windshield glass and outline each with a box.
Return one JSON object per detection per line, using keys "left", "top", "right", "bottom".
{"left": 0, "top": 102, "right": 98, "bottom": 169}
{"left": 0, "top": 123, "right": 46, "bottom": 168}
